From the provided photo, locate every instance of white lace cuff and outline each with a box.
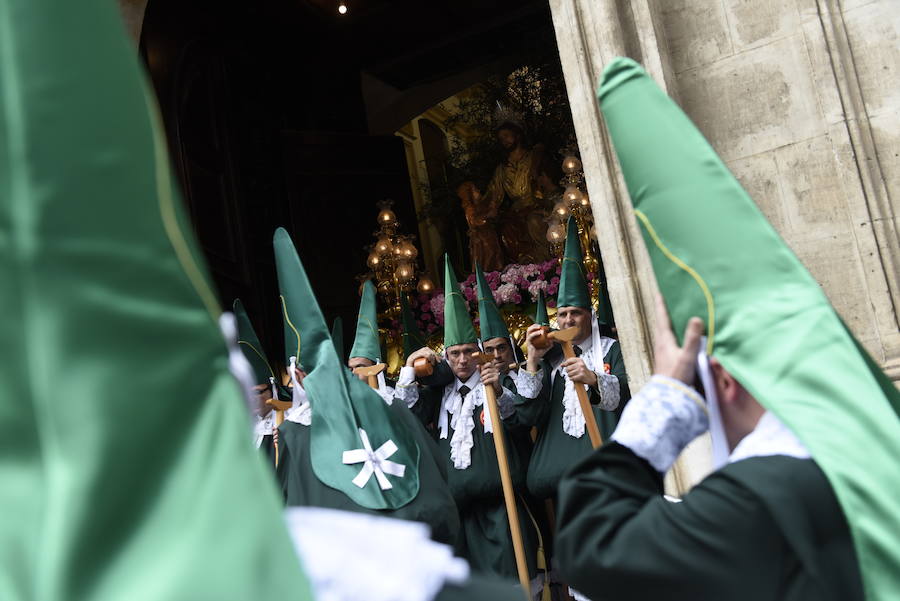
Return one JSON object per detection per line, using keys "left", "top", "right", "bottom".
{"left": 595, "top": 372, "right": 620, "bottom": 411}
{"left": 611, "top": 375, "right": 708, "bottom": 473}
{"left": 394, "top": 367, "right": 419, "bottom": 409}
{"left": 513, "top": 368, "right": 542, "bottom": 399}
{"left": 397, "top": 366, "right": 416, "bottom": 387}
{"left": 496, "top": 387, "right": 516, "bottom": 419}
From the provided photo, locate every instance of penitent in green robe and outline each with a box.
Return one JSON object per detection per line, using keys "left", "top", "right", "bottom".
{"left": 555, "top": 443, "right": 864, "bottom": 601}
{"left": 512, "top": 339, "right": 630, "bottom": 501}
{"left": 412, "top": 375, "right": 540, "bottom": 582}
{"left": 277, "top": 399, "right": 461, "bottom": 547}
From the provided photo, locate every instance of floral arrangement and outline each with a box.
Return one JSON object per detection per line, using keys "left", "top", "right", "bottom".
{"left": 409, "top": 260, "right": 563, "bottom": 336}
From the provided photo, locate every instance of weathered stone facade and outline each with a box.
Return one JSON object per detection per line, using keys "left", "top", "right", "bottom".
{"left": 550, "top": 0, "right": 899, "bottom": 491}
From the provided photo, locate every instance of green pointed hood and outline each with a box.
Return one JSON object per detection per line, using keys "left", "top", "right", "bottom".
{"left": 400, "top": 295, "right": 426, "bottom": 358}
{"left": 534, "top": 290, "right": 550, "bottom": 326}
{"left": 599, "top": 57, "right": 900, "bottom": 601}
{"left": 274, "top": 228, "right": 419, "bottom": 509}
{"left": 349, "top": 280, "right": 381, "bottom": 362}
{"left": 233, "top": 299, "right": 275, "bottom": 385}
{"left": 442, "top": 255, "right": 477, "bottom": 348}
{"left": 331, "top": 316, "right": 344, "bottom": 361}
{"left": 557, "top": 216, "right": 591, "bottom": 309}
{"left": 0, "top": 0, "right": 310, "bottom": 597}
{"left": 475, "top": 263, "right": 509, "bottom": 342}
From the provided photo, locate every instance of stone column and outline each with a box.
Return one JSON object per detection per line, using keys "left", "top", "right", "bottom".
{"left": 548, "top": 0, "right": 713, "bottom": 493}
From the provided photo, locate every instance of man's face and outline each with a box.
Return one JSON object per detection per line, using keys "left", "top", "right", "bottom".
{"left": 348, "top": 356, "right": 374, "bottom": 382}
{"left": 556, "top": 306, "right": 592, "bottom": 344}
{"left": 445, "top": 343, "right": 480, "bottom": 381}
{"left": 348, "top": 357, "right": 375, "bottom": 370}
{"left": 483, "top": 337, "right": 514, "bottom": 375}
{"left": 497, "top": 128, "right": 519, "bottom": 151}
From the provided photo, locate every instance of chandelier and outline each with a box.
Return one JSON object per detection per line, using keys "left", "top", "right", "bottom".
{"left": 546, "top": 154, "right": 602, "bottom": 302}
{"left": 362, "top": 199, "right": 434, "bottom": 319}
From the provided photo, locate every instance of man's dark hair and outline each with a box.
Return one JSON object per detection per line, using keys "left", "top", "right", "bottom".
{"left": 495, "top": 121, "right": 525, "bottom": 137}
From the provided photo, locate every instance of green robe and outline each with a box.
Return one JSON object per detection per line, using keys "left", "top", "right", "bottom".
{"left": 412, "top": 375, "right": 540, "bottom": 581}
{"left": 512, "top": 340, "right": 630, "bottom": 501}
{"left": 437, "top": 574, "right": 527, "bottom": 601}
{"left": 555, "top": 443, "right": 864, "bottom": 601}
{"left": 277, "top": 400, "right": 461, "bottom": 547}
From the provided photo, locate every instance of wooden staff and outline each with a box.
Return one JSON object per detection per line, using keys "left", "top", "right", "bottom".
{"left": 473, "top": 351, "right": 530, "bottom": 594}
{"left": 548, "top": 326, "right": 603, "bottom": 449}
{"left": 266, "top": 396, "right": 292, "bottom": 467}
{"left": 352, "top": 362, "right": 388, "bottom": 389}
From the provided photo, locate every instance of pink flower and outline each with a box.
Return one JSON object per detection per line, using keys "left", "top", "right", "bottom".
{"left": 548, "top": 283, "right": 558, "bottom": 295}
{"left": 494, "top": 283, "right": 517, "bottom": 304}
{"left": 551, "top": 276, "right": 559, "bottom": 285}
{"left": 421, "top": 311, "right": 432, "bottom": 320}
{"left": 527, "top": 279, "right": 549, "bottom": 301}
{"left": 430, "top": 294, "right": 445, "bottom": 324}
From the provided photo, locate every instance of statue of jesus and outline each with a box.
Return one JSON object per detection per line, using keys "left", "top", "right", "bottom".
{"left": 481, "top": 118, "right": 555, "bottom": 264}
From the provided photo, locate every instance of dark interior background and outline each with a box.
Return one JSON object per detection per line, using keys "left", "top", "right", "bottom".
{"left": 139, "top": 0, "right": 556, "bottom": 367}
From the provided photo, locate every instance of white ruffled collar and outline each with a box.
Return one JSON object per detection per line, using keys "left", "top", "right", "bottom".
{"left": 729, "top": 411, "right": 810, "bottom": 463}
{"left": 439, "top": 372, "right": 494, "bottom": 470}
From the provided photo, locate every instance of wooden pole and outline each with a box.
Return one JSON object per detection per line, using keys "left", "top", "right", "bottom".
{"left": 548, "top": 327, "right": 603, "bottom": 449}
{"left": 473, "top": 352, "right": 531, "bottom": 594}
{"left": 266, "top": 397, "right": 292, "bottom": 467}
{"left": 352, "top": 363, "right": 388, "bottom": 390}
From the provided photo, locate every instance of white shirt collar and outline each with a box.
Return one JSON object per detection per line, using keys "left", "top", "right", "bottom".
{"left": 574, "top": 334, "right": 592, "bottom": 354}
{"left": 455, "top": 370, "right": 481, "bottom": 393}
{"left": 729, "top": 411, "right": 811, "bottom": 463}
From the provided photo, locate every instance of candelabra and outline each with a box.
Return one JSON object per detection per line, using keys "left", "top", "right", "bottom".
{"left": 545, "top": 154, "right": 602, "bottom": 306}
{"left": 361, "top": 200, "right": 435, "bottom": 319}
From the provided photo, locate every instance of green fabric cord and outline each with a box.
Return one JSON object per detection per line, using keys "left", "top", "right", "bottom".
{"left": 556, "top": 216, "right": 591, "bottom": 309}
{"left": 400, "top": 294, "right": 426, "bottom": 358}
{"left": 475, "top": 262, "right": 510, "bottom": 342}
{"left": 274, "top": 228, "right": 420, "bottom": 510}
{"left": 598, "top": 56, "right": 900, "bottom": 601}
{"left": 534, "top": 290, "right": 550, "bottom": 326}
{"left": 0, "top": 0, "right": 311, "bottom": 598}
{"left": 349, "top": 279, "right": 381, "bottom": 362}
{"left": 442, "top": 254, "right": 477, "bottom": 348}
{"left": 234, "top": 299, "right": 276, "bottom": 385}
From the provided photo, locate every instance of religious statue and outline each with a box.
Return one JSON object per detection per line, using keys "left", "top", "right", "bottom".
{"left": 458, "top": 181, "right": 504, "bottom": 272}
{"left": 480, "top": 111, "right": 557, "bottom": 264}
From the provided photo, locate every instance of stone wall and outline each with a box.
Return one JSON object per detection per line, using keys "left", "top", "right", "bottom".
{"left": 550, "top": 0, "right": 899, "bottom": 492}
{"left": 660, "top": 0, "right": 900, "bottom": 377}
